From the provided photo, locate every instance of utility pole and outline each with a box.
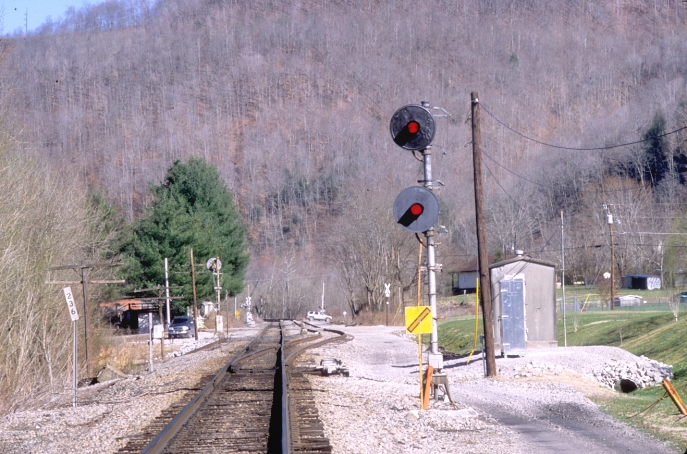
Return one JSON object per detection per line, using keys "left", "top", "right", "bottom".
{"left": 471, "top": 92, "right": 497, "bottom": 377}
{"left": 190, "top": 249, "right": 199, "bottom": 341}
{"left": 46, "top": 262, "right": 124, "bottom": 378}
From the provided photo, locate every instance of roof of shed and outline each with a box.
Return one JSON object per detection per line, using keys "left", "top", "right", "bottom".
{"left": 489, "top": 254, "right": 555, "bottom": 269}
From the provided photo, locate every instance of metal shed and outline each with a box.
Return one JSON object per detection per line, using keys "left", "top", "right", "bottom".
{"left": 489, "top": 254, "right": 558, "bottom": 356}
{"left": 621, "top": 274, "right": 661, "bottom": 290}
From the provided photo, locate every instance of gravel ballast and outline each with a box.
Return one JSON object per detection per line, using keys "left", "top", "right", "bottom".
{"left": 0, "top": 323, "right": 679, "bottom": 453}
{"left": 302, "top": 325, "right": 678, "bottom": 453}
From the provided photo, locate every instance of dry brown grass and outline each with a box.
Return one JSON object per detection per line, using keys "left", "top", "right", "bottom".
{"left": 98, "top": 333, "right": 181, "bottom": 374}
{"left": 0, "top": 143, "right": 99, "bottom": 415}
{"left": 350, "top": 310, "right": 404, "bottom": 326}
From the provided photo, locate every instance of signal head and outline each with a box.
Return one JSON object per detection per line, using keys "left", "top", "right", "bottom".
{"left": 393, "top": 186, "right": 439, "bottom": 233}
{"left": 390, "top": 104, "right": 436, "bottom": 151}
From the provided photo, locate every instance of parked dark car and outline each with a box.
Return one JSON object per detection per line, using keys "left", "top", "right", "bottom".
{"left": 680, "top": 291, "right": 687, "bottom": 302}
{"left": 168, "top": 316, "right": 195, "bottom": 338}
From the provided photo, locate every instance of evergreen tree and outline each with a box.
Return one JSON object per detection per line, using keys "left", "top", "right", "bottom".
{"left": 119, "top": 158, "right": 248, "bottom": 312}
{"left": 642, "top": 111, "right": 670, "bottom": 186}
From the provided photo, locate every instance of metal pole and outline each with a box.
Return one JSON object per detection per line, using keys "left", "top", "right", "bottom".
{"left": 561, "top": 210, "right": 567, "bottom": 347}
{"left": 420, "top": 100, "right": 441, "bottom": 370}
{"left": 225, "top": 291, "right": 230, "bottom": 335}
{"left": 164, "top": 258, "right": 171, "bottom": 329}
{"left": 190, "top": 249, "right": 199, "bottom": 341}
{"left": 385, "top": 296, "right": 389, "bottom": 326}
{"left": 215, "top": 264, "right": 220, "bottom": 335}
{"left": 607, "top": 207, "right": 615, "bottom": 311}
{"left": 73, "top": 320, "right": 77, "bottom": 407}
{"left": 426, "top": 227, "right": 438, "bottom": 356}
{"left": 471, "top": 92, "right": 497, "bottom": 377}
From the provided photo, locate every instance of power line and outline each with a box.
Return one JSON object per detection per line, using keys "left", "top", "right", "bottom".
{"left": 617, "top": 232, "right": 687, "bottom": 236}
{"left": 481, "top": 147, "right": 655, "bottom": 194}
{"left": 481, "top": 102, "right": 687, "bottom": 151}
{"left": 482, "top": 156, "right": 531, "bottom": 208}
{"left": 481, "top": 149, "right": 555, "bottom": 189}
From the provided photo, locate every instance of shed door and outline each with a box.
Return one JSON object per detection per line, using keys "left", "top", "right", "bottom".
{"left": 501, "top": 276, "right": 526, "bottom": 355}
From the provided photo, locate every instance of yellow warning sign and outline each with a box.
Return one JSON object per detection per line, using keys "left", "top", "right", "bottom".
{"left": 405, "top": 306, "right": 432, "bottom": 334}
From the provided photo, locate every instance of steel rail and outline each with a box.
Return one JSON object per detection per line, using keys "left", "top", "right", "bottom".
{"left": 230, "top": 320, "right": 322, "bottom": 368}
{"left": 280, "top": 321, "right": 291, "bottom": 454}
{"left": 228, "top": 346, "right": 279, "bottom": 371}
{"left": 138, "top": 324, "right": 269, "bottom": 454}
{"left": 284, "top": 326, "right": 351, "bottom": 366}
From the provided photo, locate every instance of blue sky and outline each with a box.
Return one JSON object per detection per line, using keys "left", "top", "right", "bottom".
{"left": 2, "top": 0, "right": 100, "bottom": 34}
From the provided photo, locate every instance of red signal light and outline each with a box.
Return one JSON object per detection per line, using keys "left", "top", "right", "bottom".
{"left": 407, "top": 121, "right": 420, "bottom": 134}
{"left": 410, "top": 203, "right": 424, "bottom": 216}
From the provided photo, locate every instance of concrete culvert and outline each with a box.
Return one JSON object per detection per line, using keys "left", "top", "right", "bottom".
{"left": 616, "top": 378, "right": 639, "bottom": 393}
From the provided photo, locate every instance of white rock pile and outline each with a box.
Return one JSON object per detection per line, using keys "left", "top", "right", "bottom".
{"left": 166, "top": 338, "right": 218, "bottom": 357}
{"left": 508, "top": 362, "right": 567, "bottom": 378}
{"left": 592, "top": 356, "right": 673, "bottom": 390}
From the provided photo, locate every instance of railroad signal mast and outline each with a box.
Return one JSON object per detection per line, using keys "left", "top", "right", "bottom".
{"left": 390, "top": 102, "right": 450, "bottom": 401}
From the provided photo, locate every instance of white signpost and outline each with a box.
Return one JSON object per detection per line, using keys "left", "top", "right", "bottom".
{"left": 63, "top": 287, "right": 79, "bottom": 407}
{"left": 63, "top": 286, "right": 79, "bottom": 322}
{"left": 384, "top": 283, "right": 391, "bottom": 326}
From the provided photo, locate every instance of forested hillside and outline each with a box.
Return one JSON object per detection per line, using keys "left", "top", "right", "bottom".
{"left": 4, "top": 0, "right": 687, "bottom": 316}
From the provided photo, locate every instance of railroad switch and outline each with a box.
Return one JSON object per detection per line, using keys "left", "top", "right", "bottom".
{"left": 317, "top": 358, "right": 350, "bottom": 377}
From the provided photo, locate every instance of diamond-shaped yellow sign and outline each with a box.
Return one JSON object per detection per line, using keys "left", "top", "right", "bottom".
{"left": 405, "top": 306, "right": 432, "bottom": 334}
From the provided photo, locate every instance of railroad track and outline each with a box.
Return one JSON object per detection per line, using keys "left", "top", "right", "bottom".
{"left": 118, "top": 320, "right": 350, "bottom": 454}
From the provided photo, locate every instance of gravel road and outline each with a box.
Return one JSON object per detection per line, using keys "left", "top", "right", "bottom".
{"left": 303, "top": 324, "right": 679, "bottom": 454}
{"left": 0, "top": 322, "right": 680, "bottom": 453}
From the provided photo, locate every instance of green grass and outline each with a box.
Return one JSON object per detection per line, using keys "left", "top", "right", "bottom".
{"left": 437, "top": 310, "right": 687, "bottom": 450}
{"left": 437, "top": 314, "right": 483, "bottom": 355}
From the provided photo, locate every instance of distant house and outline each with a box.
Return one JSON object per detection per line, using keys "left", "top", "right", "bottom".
{"left": 100, "top": 299, "right": 160, "bottom": 333}
{"left": 450, "top": 254, "right": 516, "bottom": 295}
{"left": 451, "top": 269, "right": 479, "bottom": 295}
{"left": 621, "top": 274, "right": 661, "bottom": 290}
{"left": 489, "top": 254, "right": 558, "bottom": 356}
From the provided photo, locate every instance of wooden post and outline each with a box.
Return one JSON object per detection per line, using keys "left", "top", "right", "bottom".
{"left": 80, "top": 267, "right": 92, "bottom": 378}
{"left": 663, "top": 379, "right": 687, "bottom": 415}
{"left": 158, "top": 300, "right": 165, "bottom": 360}
{"left": 190, "top": 249, "right": 199, "bottom": 341}
{"left": 471, "top": 92, "right": 497, "bottom": 377}
{"left": 422, "top": 365, "right": 434, "bottom": 410}
{"left": 46, "top": 261, "right": 124, "bottom": 380}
